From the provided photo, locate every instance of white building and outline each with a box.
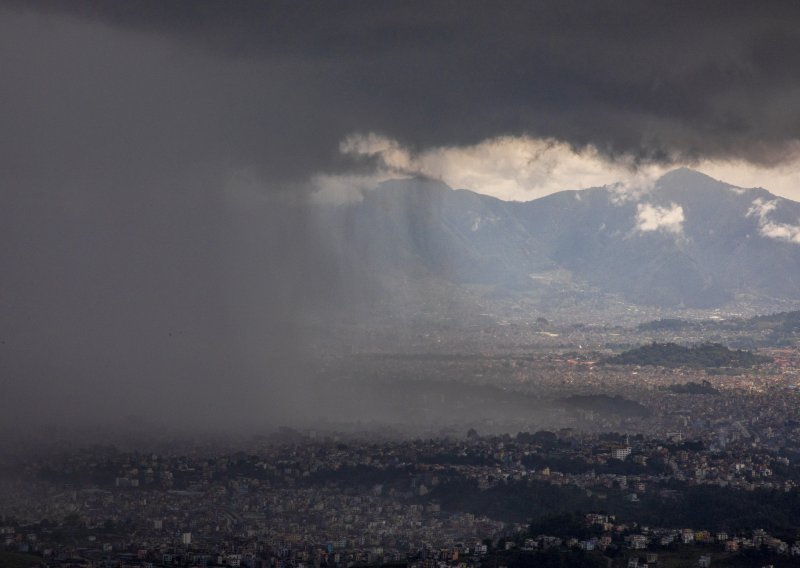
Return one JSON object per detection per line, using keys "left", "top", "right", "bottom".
{"left": 612, "top": 446, "right": 632, "bottom": 460}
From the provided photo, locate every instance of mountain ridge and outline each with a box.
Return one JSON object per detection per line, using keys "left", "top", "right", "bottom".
{"left": 316, "top": 169, "right": 800, "bottom": 310}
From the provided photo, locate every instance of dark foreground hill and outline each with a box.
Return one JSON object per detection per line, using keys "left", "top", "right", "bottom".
{"left": 601, "top": 342, "right": 769, "bottom": 368}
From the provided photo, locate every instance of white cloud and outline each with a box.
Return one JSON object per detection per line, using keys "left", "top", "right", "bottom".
{"left": 746, "top": 198, "right": 778, "bottom": 220}
{"left": 607, "top": 176, "right": 658, "bottom": 205}
{"left": 747, "top": 197, "right": 800, "bottom": 244}
{"left": 309, "top": 134, "right": 415, "bottom": 204}
{"left": 338, "top": 133, "right": 414, "bottom": 172}
{"left": 314, "top": 133, "right": 668, "bottom": 203}
{"left": 761, "top": 222, "right": 800, "bottom": 243}
{"left": 312, "top": 133, "right": 800, "bottom": 205}
{"left": 635, "top": 203, "right": 685, "bottom": 234}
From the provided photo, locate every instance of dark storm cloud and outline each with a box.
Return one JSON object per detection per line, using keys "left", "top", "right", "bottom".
{"left": 2, "top": 1, "right": 800, "bottom": 436}
{"left": 6, "top": 0, "right": 800, "bottom": 173}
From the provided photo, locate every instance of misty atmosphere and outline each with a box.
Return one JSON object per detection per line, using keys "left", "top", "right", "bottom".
{"left": 5, "top": 2, "right": 800, "bottom": 568}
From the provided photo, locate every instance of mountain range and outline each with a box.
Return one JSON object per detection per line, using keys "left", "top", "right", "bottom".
{"left": 315, "top": 168, "right": 800, "bottom": 310}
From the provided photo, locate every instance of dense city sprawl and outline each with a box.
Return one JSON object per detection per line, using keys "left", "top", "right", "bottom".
{"left": 5, "top": 312, "right": 800, "bottom": 567}
{"left": 4, "top": 423, "right": 800, "bottom": 568}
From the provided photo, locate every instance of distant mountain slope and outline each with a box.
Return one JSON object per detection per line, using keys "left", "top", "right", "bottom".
{"left": 316, "top": 169, "right": 800, "bottom": 309}
{"left": 318, "top": 178, "right": 553, "bottom": 290}
{"left": 514, "top": 168, "right": 800, "bottom": 306}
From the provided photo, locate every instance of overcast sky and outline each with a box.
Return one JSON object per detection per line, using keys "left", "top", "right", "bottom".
{"left": 3, "top": 1, "right": 800, "bottom": 433}
{"left": 5, "top": 2, "right": 800, "bottom": 199}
